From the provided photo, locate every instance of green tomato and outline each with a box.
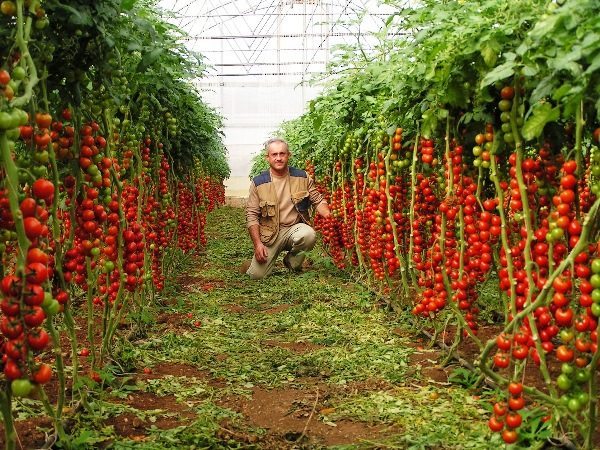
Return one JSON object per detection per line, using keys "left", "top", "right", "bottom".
{"left": 561, "top": 363, "right": 575, "bottom": 375}
{"left": 560, "top": 329, "right": 575, "bottom": 343}
{"left": 567, "top": 397, "right": 581, "bottom": 413}
{"left": 591, "top": 288, "right": 600, "bottom": 303}
{"left": 550, "top": 227, "right": 564, "bottom": 241}
{"left": 11, "top": 66, "right": 26, "bottom": 80}
{"left": 43, "top": 298, "right": 61, "bottom": 316}
{"left": 556, "top": 373, "right": 572, "bottom": 391}
{"left": 498, "top": 99, "right": 512, "bottom": 112}
{"left": 11, "top": 379, "right": 33, "bottom": 397}
{"left": 591, "top": 274, "right": 600, "bottom": 289}
{"left": 575, "top": 370, "right": 590, "bottom": 384}
{"left": 5, "top": 127, "right": 20, "bottom": 140}
{"left": 576, "top": 392, "right": 589, "bottom": 405}
{"left": 472, "top": 146, "right": 482, "bottom": 157}
{"left": 592, "top": 259, "right": 600, "bottom": 274}
{"left": 87, "top": 164, "right": 99, "bottom": 176}
{"left": 0, "top": 111, "right": 17, "bottom": 129}
{"left": 590, "top": 302, "right": 600, "bottom": 317}
{"left": 33, "top": 150, "right": 49, "bottom": 164}
{"left": 32, "top": 165, "right": 48, "bottom": 178}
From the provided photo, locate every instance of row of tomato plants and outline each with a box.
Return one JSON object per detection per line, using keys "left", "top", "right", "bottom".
{"left": 271, "top": 0, "right": 600, "bottom": 446}
{"left": 0, "top": 1, "right": 226, "bottom": 448}
{"left": 310, "top": 92, "right": 600, "bottom": 447}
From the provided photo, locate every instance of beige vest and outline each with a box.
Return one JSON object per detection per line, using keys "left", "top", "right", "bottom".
{"left": 253, "top": 168, "right": 311, "bottom": 246}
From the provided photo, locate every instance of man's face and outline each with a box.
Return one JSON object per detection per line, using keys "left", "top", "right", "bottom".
{"left": 265, "top": 141, "right": 290, "bottom": 173}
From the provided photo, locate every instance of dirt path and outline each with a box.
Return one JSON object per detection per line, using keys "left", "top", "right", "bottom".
{"left": 7, "top": 206, "right": 500, "bottom": 449}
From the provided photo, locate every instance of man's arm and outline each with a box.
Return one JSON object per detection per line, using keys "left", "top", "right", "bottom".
{"left": 307, "top": 174, "right": 331, "bottom": 219}
{"left": 246, "top": 181, "right": 268, "bottom": 263}
{"left": 248, "top": 224, "right": 268, "bottom": 263}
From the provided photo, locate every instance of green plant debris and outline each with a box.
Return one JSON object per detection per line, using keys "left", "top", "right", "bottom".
{"left": 61, "top": 206, "right": 523, "bottom": 448}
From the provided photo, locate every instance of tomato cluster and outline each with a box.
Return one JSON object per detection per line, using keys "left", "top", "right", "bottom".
{"left": 0, "top": 184, "right": 57, "bottom": 397}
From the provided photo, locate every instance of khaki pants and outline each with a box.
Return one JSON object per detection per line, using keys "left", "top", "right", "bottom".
{"left": 247, "top": 223, "right": 316, "bottom": 279}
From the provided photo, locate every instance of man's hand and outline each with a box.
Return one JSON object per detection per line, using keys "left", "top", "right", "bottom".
{"left": 248, "top": 225, "right": 268, "bottom": 263}
{"left": 254, "top": 242, "right": 268, "bottom": 263}
{"left": 316, "top": 201, "right": 332, "bottom": 219}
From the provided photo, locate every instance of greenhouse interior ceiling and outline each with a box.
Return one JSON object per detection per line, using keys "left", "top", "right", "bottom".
{"left": 157, "top": 0, "right": 396, "bottom": 183}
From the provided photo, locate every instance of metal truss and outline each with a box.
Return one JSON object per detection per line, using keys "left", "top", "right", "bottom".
{"left": 160, "top": 0, "right": 393, "bottom": 79}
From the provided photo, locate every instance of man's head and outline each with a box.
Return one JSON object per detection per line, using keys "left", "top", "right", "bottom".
{"left": 265, "top": 138, "right": 290, "bottom": 175}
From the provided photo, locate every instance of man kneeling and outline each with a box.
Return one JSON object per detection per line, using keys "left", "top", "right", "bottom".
{"left": 245, "top": 138, "right": 331, "bottom": 279}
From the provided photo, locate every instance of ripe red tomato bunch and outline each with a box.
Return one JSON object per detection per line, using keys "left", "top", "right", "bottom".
{"left": 0, "top": 186, "right": 58, "bottom": 395}
{"left": 488, "top": 382, "right": 525, "bottom": 444}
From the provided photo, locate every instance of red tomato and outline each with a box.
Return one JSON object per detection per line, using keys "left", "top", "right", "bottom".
{"left": 508, "top": 396, "right": 525, "bottom": 411}
{"left": 496, "top": 333, "right": 512, "bottom": 351}
{"left": 500, "top": 86, "right": 515, "bottom": 100}
{"left": 508, "top": 382, "right": 523, "bottom": 396}
{"left": 27, "top": 329, "right": 49, "bottom": 350}
{"left": 493, "top": 402, "right": 507, "bottom": 416}
{"left": 24, "top": 306, "right": 46, "bottom": 327}
{"left": 505, "top": 412, "right": 522, "bottom": 428}
{"left": 33, "top": 364, "right": 52, "bottom": 384}
{"left": 494, "top": 353, "right": 510, "bottom": 369}
{"left": 4, "top": 360, "right": 22, "bottom": 380}
{"left": 556, "top": 345, "right": 574, "bottom": 362}
{"left": 488, "top": 415, "right": 504, "bottom": 432}
{"left": 502, "top": 429, "right": 518, "bottom": 444}
{"left": 1, "top": 317, "right": 23, "bottom": 339}
{"left": 26, "top": 262, "right": 49, "bottom": 284}
{"left": 23, "top": 217, "right": 43, "bottom": 239}
{"left": 31, "top": 179, "right": 55, "bottom": 202}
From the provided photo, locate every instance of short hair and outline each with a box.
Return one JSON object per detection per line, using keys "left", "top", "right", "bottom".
{"left": 264, "top": 137, "right": 289, "bottom": 154}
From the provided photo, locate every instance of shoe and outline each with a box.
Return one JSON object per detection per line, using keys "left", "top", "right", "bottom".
{"left": 283, "top": 253, "right": 302, "bottom": 272}
{"left": 239, "top": 259, "right": 252, "bottom": 274}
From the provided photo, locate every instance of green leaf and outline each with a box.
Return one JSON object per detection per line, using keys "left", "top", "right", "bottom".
{"left": 551, "top": 83, "right": 572, "bottom": 101}
{"left": 127, "top": 42, "right": 142, "bottom": 52}
{"left": 54, "top": 3, "right": 93, "bottom": 26}
{"left": 312, "top": 113, "right": 323, "bottom": 131}
{"left": 521, "top": 102, "right": 560, "bottom": 140}
{"left": 530, "top": 14, "right": 561, "bottom": 40}
{"left": 121, "top": 0, "right": 136, "bottom": 10}
{"left": 585, "top": 51, "right": 600, "bottom": 75}
{"left": 381, "top": 99, "right": 395, "bottom": 113}
{"left": 136, "top": 48, "right": 164, "bottom": 73}
{"left": 480, "top": 61, "right": 516, "bottom": 88}
{"left": 521, "top": 64, "right": 538, "bottom": 77}
{"left": 529, "top": 76, "right": 553, "bottom": 104}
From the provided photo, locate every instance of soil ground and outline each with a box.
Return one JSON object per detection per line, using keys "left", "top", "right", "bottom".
{"left": 1, "top": 206, "right": 572, "bottom": 449}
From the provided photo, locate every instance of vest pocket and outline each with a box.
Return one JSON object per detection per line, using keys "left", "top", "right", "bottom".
{"left": 259, "top": 201, "right": 277, "bottom": 217}
{"left": 258, "top": 201, "right": 277, "bottom": 243}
